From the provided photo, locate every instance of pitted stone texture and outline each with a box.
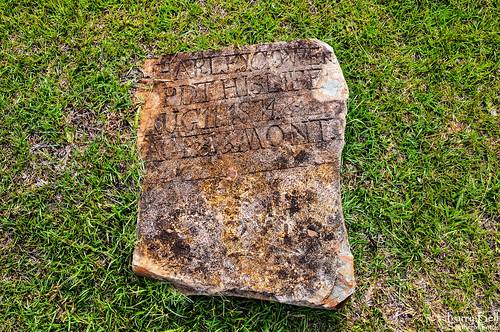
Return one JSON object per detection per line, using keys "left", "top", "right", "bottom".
{"left": 132, "top": 39, "right": 355, "bottom": 309}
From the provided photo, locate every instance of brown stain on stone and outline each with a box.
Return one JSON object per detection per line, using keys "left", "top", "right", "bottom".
{"left": 132, "top": 39, "right": 354, "bottom": 309}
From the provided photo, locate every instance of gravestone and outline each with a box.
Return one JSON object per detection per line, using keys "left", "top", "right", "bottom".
{"left": 132, "top": 39, "right": 355, "bottom": 309}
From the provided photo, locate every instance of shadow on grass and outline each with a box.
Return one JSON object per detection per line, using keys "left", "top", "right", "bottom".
{"left": 133, "top": 274, "right": 348, "bottom": 331}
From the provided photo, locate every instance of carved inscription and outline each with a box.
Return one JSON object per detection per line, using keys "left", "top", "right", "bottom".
{"left": 151, "top": 46, "right": 328, "bottom": 80}
{"left": 138, "top": 42, "right": 346, "bottom": 163}
{"left": 144, "top": 118, "right": 342, "bottom": 160}
{"left": 133, "top": 40, "right": 354, "bottom": 310}
{"left": 157, "top": 69, "right": 324, "bottom": 104}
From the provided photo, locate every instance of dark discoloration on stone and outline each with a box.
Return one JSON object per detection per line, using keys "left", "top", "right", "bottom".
{"left": 132, "top": 39, "right": 355, "bottom": 309}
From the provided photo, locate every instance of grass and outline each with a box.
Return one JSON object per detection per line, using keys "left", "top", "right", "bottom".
{"left": 0, "top": 0, "right": 499, "bottom": 330}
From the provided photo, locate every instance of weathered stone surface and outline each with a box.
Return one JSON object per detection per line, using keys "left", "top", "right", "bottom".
{"left": 132, "top": 39, "right": 355, "bottom": 309}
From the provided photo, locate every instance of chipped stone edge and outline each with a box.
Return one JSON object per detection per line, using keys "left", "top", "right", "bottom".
{"left": 133, "top": 245, "right": 354, "bottom": 309}
{"left": 309, "top": 39, "right": 349, "bottom": 103}
{"left": 132, "top": 39, "right": 355, "bottom": 310}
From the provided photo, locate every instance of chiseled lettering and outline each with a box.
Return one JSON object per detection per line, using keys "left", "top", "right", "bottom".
{"left": 266, "top": 125, "right": 284, "bottom": 147}
{"left": 194, "top": 57, "right": 211, "bottom": 76}
{"left": 180, "top": 85, "right": 197, "bottom": 105}
{"left": 290, "top": 122, "right": 308, "bottom": 145}
{"left": 211, "top": 56, "right": 229, "bottom": 74}
{"left": 194, "top": 80, "right": 214, "bottom": 103}
{"left": 173, "top": 60, "right": 193, "bottom": 80}
{"left": 250, "top": 51, "right": 268, "bottom": 70}
{"left": 245, "top": 127, "right": 264, "bottom": 150}
{"left": 227, "top": 53, "right": 249, "bottom": 73}
{"left": 140, "top": 42, "right": 346, "bottom": 161}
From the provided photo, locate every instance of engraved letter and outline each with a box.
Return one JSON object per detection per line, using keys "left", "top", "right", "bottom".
{"left": 266, "top": 125, "right": 284, "bottom": 147}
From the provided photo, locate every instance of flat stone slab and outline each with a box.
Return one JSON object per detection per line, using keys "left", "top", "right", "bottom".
{"left": 132, "top": 39, "right": 355, "bottom": 309}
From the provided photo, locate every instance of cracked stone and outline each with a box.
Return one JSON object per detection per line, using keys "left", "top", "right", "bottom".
{"left": 132, "top": 39, "right": 355, "bottom": 309}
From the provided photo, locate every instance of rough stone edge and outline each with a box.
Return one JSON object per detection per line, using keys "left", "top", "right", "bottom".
{"left": 132, "top": 39, "right": 355, "bottom": 310}
{"left": 138, "top": 39, "right": 348, "bottom": 101}
{"left": 132, "top": 245, "right": 354, "bottom": 310}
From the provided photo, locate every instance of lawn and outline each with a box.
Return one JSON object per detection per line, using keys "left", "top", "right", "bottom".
{"left": 0, "top": 0, "right": 499, "bottom": 331}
